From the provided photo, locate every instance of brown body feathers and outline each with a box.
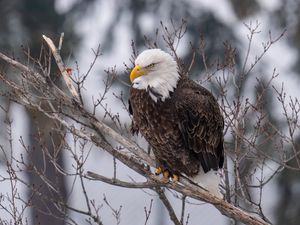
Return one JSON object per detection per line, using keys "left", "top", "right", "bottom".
{"left": 129, "top": 78, "right": 224, "bottom": 176}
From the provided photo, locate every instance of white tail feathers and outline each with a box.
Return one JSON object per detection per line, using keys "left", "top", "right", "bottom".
{"left": 191, "top": 169, "right": 224, "bottom": 198}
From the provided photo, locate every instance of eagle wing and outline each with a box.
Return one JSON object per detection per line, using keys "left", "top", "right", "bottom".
{"left": 175, "top": 83, "right": 224, "bottom": 173}
{"left": 128, "top": 98, "right": 139, "bottom": 135}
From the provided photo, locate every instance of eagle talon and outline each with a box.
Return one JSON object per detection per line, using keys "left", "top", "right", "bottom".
{"left": 155, "top": 167, "right": 162, "bottom": 175}
{"left": 172, "top": 174, "right": 179, "bottom": 182}
{"left": 163, "top": 170, "right": 170, "bottom": 179}
{"left": 162, "top": 170, "right": 170, "bottom": 183}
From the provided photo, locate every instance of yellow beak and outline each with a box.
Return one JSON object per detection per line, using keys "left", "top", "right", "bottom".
{"left": 130, "top": 65, "right": 146, "bottom": 82}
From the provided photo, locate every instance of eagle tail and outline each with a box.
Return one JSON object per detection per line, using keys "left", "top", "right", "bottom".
{"left": 191, "top": 169, "right": 223, "bottom": 198}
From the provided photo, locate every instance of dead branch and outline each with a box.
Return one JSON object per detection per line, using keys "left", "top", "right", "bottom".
{"left": 42, "top": 34, "right": 79, "bottom": 100}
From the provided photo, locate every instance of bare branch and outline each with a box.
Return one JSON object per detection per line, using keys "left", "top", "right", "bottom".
{"left": 155, "top": 187, "right": 181, "bottom": 225}
{"left": 42, "top": 34, "right": 80, "bottom": 100}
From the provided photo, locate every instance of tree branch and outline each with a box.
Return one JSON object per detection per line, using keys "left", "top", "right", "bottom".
{"left": 42, "top": 34, "right": 79, "bottom": 100}
{"left": 0, "top": 37, "right": 272, "bottom": 225}
{"left": 155, "top": 187, "right": 181, "bottom": 225}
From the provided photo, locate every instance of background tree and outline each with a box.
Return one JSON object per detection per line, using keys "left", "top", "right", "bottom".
{"left": 0, "top": 0, "right": 94, "bottom": 224}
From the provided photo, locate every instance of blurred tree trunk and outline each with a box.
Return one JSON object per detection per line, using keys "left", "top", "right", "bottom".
{"left": 271, "top": 2, "right": 300, "bottom": 224}
{"left": 0, "top": 0, "right": 88, "bottom": 223}
{"left": 276, "top": 164, "right": 300, "bottom": 225}
{"left": 27, "top": 109, "right": 67, "bottom": 225}
{"left": 18, "top": 1, "right": 69, "bottom": 223}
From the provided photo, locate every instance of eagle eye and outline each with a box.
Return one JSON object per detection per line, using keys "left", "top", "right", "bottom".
{"left": 145, "top": 63, "right": 156, "bottom": 69}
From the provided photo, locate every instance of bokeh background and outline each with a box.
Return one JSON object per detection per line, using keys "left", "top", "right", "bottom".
{"left": 0, "top": 0, "right": 300, "bottom": 224}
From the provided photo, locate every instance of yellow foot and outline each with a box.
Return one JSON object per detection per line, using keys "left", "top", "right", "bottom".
{"left": 155, "top": 167, "right": 171, "bottom": 183}
{"left": 155, "top": 167, "right": 162, "bottom": 175}
{"left": 163, "top": 170, "right": 170, "bottom": 179}
{"left": 162, "top": 170, "right": 170, "bottom": 183}
{"left": 172, "top": 174, "right": 179, "bottom": 182}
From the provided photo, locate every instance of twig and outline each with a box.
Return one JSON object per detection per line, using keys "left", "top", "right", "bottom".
{"left": 143, "top": 199, "right": 153, "bottom": 225}
{"left": 103, "top": 195, "right": 122, "bottom": 225}
{"left": 58, "top": 32, "right": 64, "bottom": 52}
{"left": 86, "top": 171, "right": 158, "bottom": 189}
{"left": 180, "top": 195, "right": 187, "bottom": 225}
{"left": 155, "top": 187, "right": 181, "bottom": 225}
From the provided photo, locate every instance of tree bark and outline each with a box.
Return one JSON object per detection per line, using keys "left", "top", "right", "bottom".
{"left": 27, "top": 108, "right": 67, "bottom": 225}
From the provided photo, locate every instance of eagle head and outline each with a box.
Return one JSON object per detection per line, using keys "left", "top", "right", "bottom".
{"left": 130, "top": 49, "right": 180, "bottom": 102}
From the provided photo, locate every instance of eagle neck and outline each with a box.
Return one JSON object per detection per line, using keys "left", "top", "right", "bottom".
{"left": 146, "top": 71, "right": 180, "bottom": 102}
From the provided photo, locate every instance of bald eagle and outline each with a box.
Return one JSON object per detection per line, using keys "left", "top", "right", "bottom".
{"left": 128, "top": 49, "right": 224, "bottom": 196}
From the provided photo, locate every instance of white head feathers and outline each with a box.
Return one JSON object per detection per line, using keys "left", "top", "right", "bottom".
{"left": 131, "top": 49, "right": 180, "bottom": 102}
